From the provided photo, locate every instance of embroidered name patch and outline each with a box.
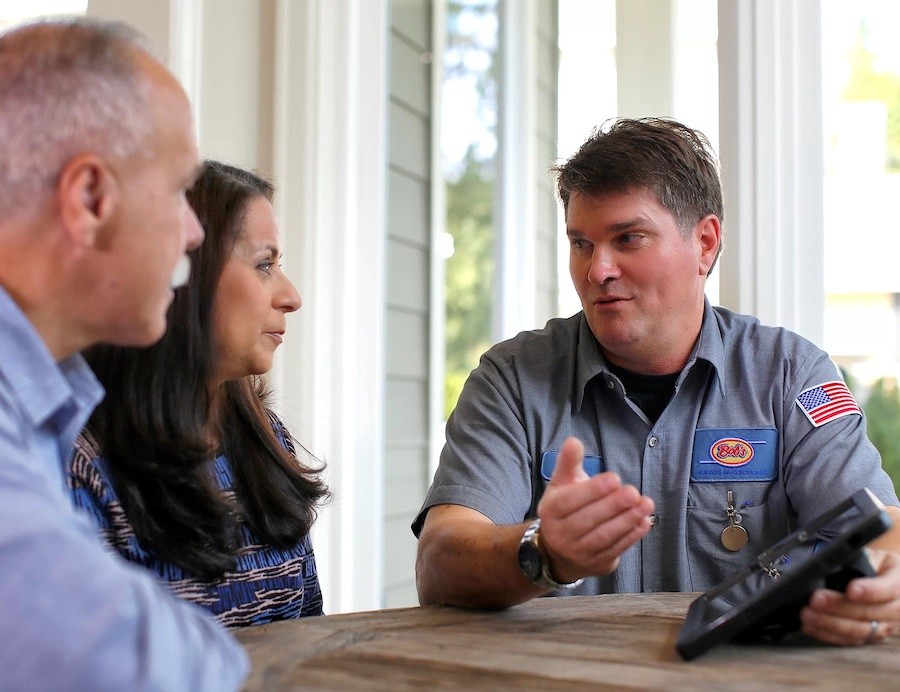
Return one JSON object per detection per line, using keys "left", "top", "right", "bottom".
{"left": 796, "top": 380, "right": 861, "bottom": 427}
{"left": 540, "top": 450, "right": 605, "bottom": 481}
{"left": 691, "top": 428, "right": 778, "bottom": 482}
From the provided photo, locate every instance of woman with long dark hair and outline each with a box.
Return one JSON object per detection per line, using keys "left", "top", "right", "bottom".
{"left": 66, "top": 160, "right": 329, "bottom": 627}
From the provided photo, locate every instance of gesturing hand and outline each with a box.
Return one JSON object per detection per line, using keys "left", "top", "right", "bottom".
{"left": 536, "top": 437, "right": 655, "bottom": 584}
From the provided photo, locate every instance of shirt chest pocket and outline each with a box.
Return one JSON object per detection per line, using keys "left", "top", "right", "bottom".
{"left": 540, "top": 450, "right": 605, "bottom": 485}
{"left": 686, "top": 481, "right": 790, "bottom": 589}
{"left": 685, "top": 426, "right": 790, "bottom": 586}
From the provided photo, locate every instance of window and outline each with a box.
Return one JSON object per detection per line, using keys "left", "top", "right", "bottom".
{"left": 441, "top": 0, "right": 499, "bottom": 418}
{"left": 822, "top": 1, "right": 900, "bottom": 485}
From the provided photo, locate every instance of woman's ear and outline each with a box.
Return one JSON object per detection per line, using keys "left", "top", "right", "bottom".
{"left": 57, "top": 153, "right": 118, "bottom": 249}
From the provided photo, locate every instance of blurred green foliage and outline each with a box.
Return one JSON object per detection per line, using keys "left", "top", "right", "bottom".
{"left": 862, "top": 377, "right": 900, "bottom": 489}
{"left": 442, "top": 1, "right": 498, "bottom": 419}
{"left": 444, "top": 148, "right": 494, "bottom": 418}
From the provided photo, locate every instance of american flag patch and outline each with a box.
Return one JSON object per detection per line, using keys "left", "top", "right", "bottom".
{"left": 796, "top": 380, "right": 861, "bottom": 427}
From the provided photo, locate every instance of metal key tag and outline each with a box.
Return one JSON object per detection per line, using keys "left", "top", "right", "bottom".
{"left": 721, "top": 524, "right": 749, "bottom": 551}
{"left": 721, "top": 490, "right": 749, "bottom": 551}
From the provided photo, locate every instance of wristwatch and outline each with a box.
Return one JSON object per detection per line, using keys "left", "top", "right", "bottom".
{"left": 517, "top": 518, "right": 584, "bottom": 590}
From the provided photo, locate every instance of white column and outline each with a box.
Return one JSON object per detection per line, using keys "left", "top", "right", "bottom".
{"left": 496, "top": 0, "right": 537, "bottom": 340}
{"left": 272, "top": 0, "right": 389, "bottom": 614}
{"left": 616, "top": 0, "right": 675, "bottom": 117}
{"left": 717, "top": 0, "right": 824, "bottom": 344}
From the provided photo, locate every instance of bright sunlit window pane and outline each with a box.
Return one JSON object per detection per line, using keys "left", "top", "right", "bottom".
{"left": 557, "top": 0, "right": 718, "bottom": 313}
{"left": 442, "top": 0, "right": 498, "bottom": 418}
{"left": 822, "top": 1, "right": 900, "bottom": 484}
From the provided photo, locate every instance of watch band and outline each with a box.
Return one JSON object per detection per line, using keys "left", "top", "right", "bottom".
{"left": 519, "top": 518, "right": 584, "bottom": 590}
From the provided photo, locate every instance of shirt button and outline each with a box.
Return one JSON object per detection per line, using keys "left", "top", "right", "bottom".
{"left": 607, "top": 380, "right": 615, "bottom": 389}
{"left": 648, "top": 514, "right": 658, "bottom": 526}
{"left": 648, "top": 435, "right": 658, "bottom": 447}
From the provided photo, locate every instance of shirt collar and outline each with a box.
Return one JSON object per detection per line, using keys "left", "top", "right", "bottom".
{"left": 681, "top": 299, "right": 726, "bottom": 397}
{"left": 0, "top": 286, "right": 103, "bottom": 430}
{"left": 573, "top": 299, "right": 726, "bottom": 412}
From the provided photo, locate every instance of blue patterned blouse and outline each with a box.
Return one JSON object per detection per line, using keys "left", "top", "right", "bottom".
{"left": 66, "top": 414, "right": 323, "bottom": 628}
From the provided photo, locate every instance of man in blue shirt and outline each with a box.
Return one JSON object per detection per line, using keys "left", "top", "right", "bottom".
{"left": 0, "top": 18, "right": 248, "bottom": 690}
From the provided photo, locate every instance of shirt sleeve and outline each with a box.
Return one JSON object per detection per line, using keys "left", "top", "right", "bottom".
{"left": 781, "top": 351, "right": 900, "bottom": 528}
{"left": 412, "top": 348, "right": 535, "bottom": 536}
{"left": 0, "top": 420, "right": 249, "bottom": 691}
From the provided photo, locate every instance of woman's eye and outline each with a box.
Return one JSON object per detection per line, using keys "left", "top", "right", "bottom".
{"left": 258, "top": 261, "right": 273, "bottom": 274}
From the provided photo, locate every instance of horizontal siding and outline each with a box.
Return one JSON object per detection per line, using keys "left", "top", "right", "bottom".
{"left": 385, "top": 378, "right": 428, "bottom": 458}
{"left": 391, "top": 32, "right": 431, "bottom": 115}
{"left": 389, "top": 100, "right": 430, "bottom": 178}
{"left": 386, "top": 310, "right": 428, "bottom": 378}
{"left": 388, "top": 170, "right": 430, "bottom": 247}
{"left": 392, "top": 0, "right": 430, "bottom": 49}
{"left": 386, "top": 446, "right": 430, "bottom": 519}
{"left": 384, "top": 0, "right": 432, "bottom": 608}
{"left": 388, "top": 240, "right": 429, "bottom": 312}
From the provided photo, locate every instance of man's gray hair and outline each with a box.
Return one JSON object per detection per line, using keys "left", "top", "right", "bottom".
{"left": 0, "top": 17, "right": 155, "bottom": 216}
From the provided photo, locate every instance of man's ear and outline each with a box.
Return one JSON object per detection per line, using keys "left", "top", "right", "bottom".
{"left": 57, "top": 154, "right": 118, "bottom": 249}
{"left": 695, "top": 214, "right": 721, "bottom": 276}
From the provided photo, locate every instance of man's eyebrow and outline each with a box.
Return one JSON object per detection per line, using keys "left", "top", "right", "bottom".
{"left": 566, "top": 216, "right": 653, "bottom": 236}
{"left": 608, "top": 218, "right": 647, "bottom": 232}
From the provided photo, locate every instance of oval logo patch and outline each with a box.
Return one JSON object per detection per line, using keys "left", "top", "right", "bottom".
{"left": 709, "top": 438, "right": 754, "bottom": 467}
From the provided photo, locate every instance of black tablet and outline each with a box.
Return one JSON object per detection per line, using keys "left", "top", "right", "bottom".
{"left": 676, "top": 487, "right": 892, "bottom": 661}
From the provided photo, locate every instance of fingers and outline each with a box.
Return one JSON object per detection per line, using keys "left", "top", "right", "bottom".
{"left": 566, "top": 506, "right": 655, "bottom": 571}
{"left": 844, "top": 549, "right": 900, "bottom": 604}
{"left": 801, "top": 550, "right": 900, "bottom": 646}
{"left": 548, "top": 437, "right": 589, "bottom": 486}
{"left": 801, "top": 597, "right": 897, "bottom": 646}
{"left": 544, "top": 483, "right": 654, "bottom": 543}
{"left": 538, "top": 436, "right": 655, "bottom": 581}
{"left": 537, "top": 478, "right": 655, "bottom": 581}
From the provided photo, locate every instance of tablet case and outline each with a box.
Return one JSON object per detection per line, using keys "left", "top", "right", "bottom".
{"left": 676, "top": 487, "right": 892, "bottom": 661}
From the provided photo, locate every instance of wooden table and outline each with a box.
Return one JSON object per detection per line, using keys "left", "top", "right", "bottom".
{"left": 234, "top": 593, "right": 900, "bottom": 690}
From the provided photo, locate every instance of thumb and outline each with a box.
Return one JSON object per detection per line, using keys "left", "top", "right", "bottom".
{"left": 549, "top": 437, "right": 589, "bottom": 486}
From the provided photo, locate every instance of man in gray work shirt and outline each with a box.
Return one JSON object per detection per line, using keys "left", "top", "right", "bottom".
{"left": 414, "top": 118, "right": 900, "bottom": 648}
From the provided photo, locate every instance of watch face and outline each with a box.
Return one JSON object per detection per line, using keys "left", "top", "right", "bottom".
{"left": 518, "top": 540, "right": 543, "bottom": 582}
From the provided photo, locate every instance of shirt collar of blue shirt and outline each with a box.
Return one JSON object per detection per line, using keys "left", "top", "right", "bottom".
{"left": 0, "top": 286, "right": 103, "bottom": 433}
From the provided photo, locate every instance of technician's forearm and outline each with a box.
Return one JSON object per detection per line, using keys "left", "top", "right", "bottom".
{"left": 415, "top": 520, "right": 545, "bottom": 609}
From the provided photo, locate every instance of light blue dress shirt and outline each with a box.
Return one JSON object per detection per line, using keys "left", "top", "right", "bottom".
{"left": 0, "top": 287, "right": 248, "bottom": 691}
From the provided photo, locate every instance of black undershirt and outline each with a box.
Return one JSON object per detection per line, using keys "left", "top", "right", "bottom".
{"left": 606, "top": 362, "right": 680, "bottom": 424}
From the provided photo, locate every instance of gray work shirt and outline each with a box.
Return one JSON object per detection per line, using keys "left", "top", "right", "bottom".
{"left": 412, "top": 302, "right": 899, "bottom": 594}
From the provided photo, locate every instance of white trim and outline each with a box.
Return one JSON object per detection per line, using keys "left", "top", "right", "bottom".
{"left": 497, "top": 0, "right": 538, "bottom": 339}
{"left": 717, "top": 0, "right": 824, "bottom": 344}
{"left": 273, "top": 0, "right": 389, "bottom": 614}
{"left": 429, "top": 0, "right": 447, "bottom": 478}
{"left": 615, "top": 0, "right": 675, "bottom": 117}
{"left": 168, "top": 0, "right": 203, "bottom": 128}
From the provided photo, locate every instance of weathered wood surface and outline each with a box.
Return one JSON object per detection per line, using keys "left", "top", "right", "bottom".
{"left": 234, "top": 593, "right": 900, "bottom": 690}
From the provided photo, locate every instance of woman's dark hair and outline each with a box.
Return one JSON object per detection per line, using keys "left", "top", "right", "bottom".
{"left": 84, "top": 160, "right": 328, "bottom": 579}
